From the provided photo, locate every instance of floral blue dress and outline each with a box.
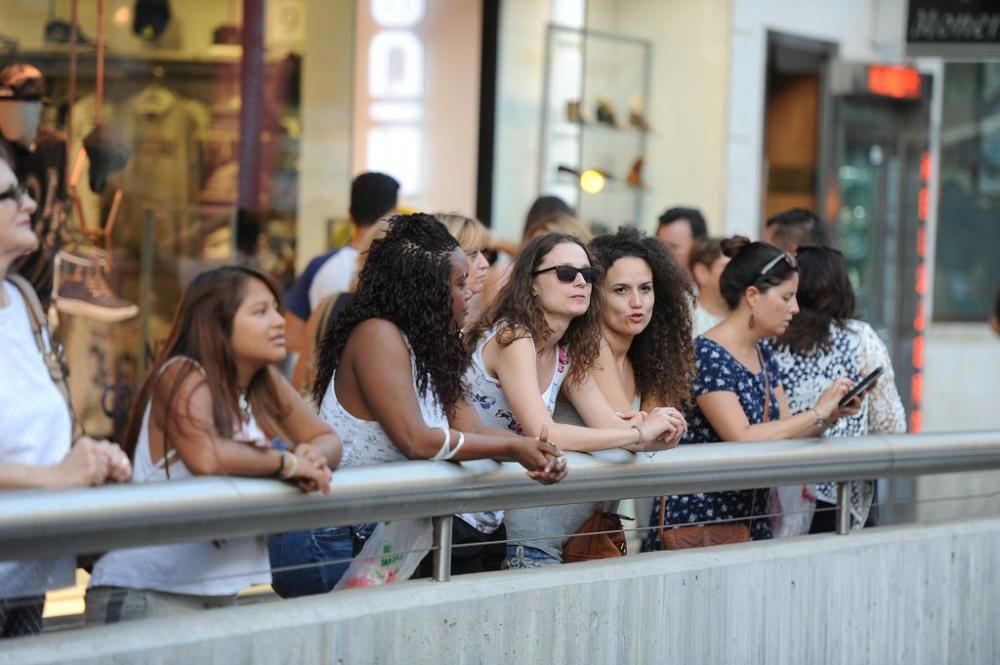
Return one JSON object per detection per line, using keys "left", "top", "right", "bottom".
{"left": 645, "top": 336, "right": 779, "bottom": 548}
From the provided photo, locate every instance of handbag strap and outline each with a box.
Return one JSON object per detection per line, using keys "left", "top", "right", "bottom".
{"left": 756, "top": 344, "right": 772, "bottom": 424}
{"left": 658, "top": 494, "right": 667, "bottom": 540}
{"left": 4, "top": 274, "right": 83, "bottom": 439}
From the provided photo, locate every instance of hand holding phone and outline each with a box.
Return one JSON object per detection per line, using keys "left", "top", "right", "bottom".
{"left": 838, "top": 367, "right": 883, "bottom": 408}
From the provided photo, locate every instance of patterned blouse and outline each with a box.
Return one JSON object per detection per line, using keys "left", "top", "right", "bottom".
{"left": 771, "top": 320, "right": 906, "bottom": 526}
{"left": 461, "top": 324, "right": 570, "bottom": 534}
{"left": 651, "top": 336, "right": 780, "bottom": 543}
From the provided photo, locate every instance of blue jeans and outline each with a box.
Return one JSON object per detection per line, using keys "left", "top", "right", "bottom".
{"left": 268, "top": 525, "right": 373, "bottom": 598}
{"left": 504, "top": 544, "right": 561, "bottom": 569}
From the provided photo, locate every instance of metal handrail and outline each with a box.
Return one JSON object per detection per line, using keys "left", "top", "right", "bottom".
{"left": 1, "top": 431, "right": 998, "bottom": 566}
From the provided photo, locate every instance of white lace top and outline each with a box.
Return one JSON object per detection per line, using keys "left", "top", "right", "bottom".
{"left": 318, "top": 335, "right": 448, "bottom": 468}
{"left": 90, "top": 357, "right": 271, "bottom": 596}
{"left": 771, "top": 320, "right": 907, "bottom": 526}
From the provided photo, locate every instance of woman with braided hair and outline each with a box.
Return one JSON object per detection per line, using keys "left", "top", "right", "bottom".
{"left": 268, "top": 214, "right": 567, "bottom": 597}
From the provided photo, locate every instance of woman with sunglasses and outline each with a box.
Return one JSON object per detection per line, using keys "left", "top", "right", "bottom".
{"left": 647, "top": 236, "right": 861, "bottom": 550}
{"left": 0, "top": 148, "right": 131, "bottom": 637}
{"left": 465, "top": 232, "right": 681, "bottom": 567}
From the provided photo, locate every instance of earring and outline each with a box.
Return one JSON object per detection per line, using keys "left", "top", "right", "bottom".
{"left": 748, "top": 308, "right": 756, "bottom": 329}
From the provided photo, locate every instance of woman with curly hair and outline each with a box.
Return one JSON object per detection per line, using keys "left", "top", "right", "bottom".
{"left": 588, "top": 227, "right": 696, "bottom": 415}
{"left": 465, "top": 232, "right": 683, "bottom": 567}
{"left": 268, "top": 214, "right": 567, "bottom": 597}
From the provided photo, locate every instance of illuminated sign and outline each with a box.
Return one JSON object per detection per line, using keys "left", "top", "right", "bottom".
{"left": 866, "top": 66, "right": 922, "bottom": 100}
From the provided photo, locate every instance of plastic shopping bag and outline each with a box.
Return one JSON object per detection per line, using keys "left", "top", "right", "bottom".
{"left": 768, "top": 484, "right": 817, "bottom": 538}
{"left": 334, "top": 518, "right": 433, "bottom": 589}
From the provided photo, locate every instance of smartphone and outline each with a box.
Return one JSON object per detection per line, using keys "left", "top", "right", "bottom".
{"left": 838, "top": 367, "right": 884, "bottom": 408}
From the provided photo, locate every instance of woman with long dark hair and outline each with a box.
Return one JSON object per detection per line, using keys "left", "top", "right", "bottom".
{"left": 465, "top": 232, "right": 683, "bottom": 567}
{"left": 86, "top": 266, "right": 341, "bottom": 623}
{"left": 648, "top": 237, "right": 861, "bottom": 550}
{"left": 772, "top": 246, "right": 905, "bottom": 532}
{"left": 269, "top": 214, "right": 567, "bottom": 596}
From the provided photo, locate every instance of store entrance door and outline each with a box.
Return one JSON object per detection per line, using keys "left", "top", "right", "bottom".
{"left": 821, "top": 64, "right": 931, "bottom": 415}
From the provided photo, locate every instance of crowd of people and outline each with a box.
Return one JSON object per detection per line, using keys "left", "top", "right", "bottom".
{"left": 2, "top": 152, "right": 915, "bottom": 636}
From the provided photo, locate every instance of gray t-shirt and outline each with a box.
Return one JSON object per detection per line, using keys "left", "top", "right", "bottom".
{"left": 502, "top": 399, "right": 597, "bottom": 560}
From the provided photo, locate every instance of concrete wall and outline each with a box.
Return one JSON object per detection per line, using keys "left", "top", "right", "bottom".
{"left": 5, "top": 517, "right": 998, "bottom": 664}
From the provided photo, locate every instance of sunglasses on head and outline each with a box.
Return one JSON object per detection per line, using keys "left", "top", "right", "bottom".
{"left": 0, "top": 184, "right": 28, "bottom": 204}
{"left": 532, "top": 264, "right": 600, "bottom": 284}
{"left": 758, "top": 251, "right": 797, "bottom": 276}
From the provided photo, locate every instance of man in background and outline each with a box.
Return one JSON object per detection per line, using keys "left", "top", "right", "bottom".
{"left": 283, "top": 172, "right": 399, "bottom": 366}
{"left": 764, "top": 207, "right": 830, "bottom": 253}
{"left": 656, "top": 206, "right": 707, "bottom": 276}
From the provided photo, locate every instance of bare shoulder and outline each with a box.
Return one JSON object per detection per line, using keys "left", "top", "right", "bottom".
{"left": 345, "top": 318, "right": 410, "bottom": 361}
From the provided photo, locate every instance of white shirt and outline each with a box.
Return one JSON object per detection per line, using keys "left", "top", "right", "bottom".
{"left": 89, "top": 357, "right": 271, "bottom": 596}
{"left": 319, "top": 334, "right": 448, "bottom": 468}
{"left": 0, "top": 282, "right": 74, "bottom": 598}
{"left": 308, "top": 246, "right": 359, "bottom": 311}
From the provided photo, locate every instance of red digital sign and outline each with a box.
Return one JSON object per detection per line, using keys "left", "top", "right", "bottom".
{"left": 867, "top": 65, "right": 922, "bottom": 99}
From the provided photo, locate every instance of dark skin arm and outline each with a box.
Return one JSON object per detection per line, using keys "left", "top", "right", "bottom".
{"left": 335, "top": 318, "right": 565, "bottom": 482}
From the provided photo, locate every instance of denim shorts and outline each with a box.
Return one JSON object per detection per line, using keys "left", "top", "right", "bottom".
{"left": 268, "top": 524, "right": 375, "bottom": 598}
{"left": 504, "top": 544, "right": 561, "bottom": 569}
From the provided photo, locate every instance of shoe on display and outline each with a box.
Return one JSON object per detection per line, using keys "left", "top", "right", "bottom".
{"left": 629, "top": 96, "right": 650, "bottom": 131}
{"left": 565, "top": 99, "right": 587, "bottom": 124}
{"left": 54, "top": 250, "right": 139, "bottom": 323}
{"left": 626, "top": 157, "right": 645, "bottom": 189}
{"left": 56, "top": 276, "right": 139, "bottom": 323}
{"left": 595, "top": 97, "right": 618, "bottom": 127}
{"left": 44, "top": 20, "right": 94, "bottom": 46}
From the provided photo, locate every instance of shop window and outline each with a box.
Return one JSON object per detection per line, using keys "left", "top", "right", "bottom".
{"left": 934, "top": 63, "right": 1000, "bottom": 322}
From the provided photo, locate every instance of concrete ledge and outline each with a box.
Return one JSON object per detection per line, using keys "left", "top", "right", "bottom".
{"left": 3, "top": 517, "right": 998, "bottom": 664}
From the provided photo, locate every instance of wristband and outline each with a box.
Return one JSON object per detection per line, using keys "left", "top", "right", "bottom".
{"left": 809, "top": 407, "right": 830, "bottom": 429}
{"left": 280, "top": 451, "right": 299, "bottom": 480}
{"left": 274, "top": 450, "right": 286, "bottom": 477}
{"left": 442, "top": 432, "right": 465, "bottom": 460}
{"left": 631, "top": 424, "right": 644, "bottom": 451}
{"left": 431, "top": 427, "right": 452, "bottom": 461}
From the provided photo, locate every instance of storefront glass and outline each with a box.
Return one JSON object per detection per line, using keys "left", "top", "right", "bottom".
{"left": 934, "top": 61, "right": 1000, "bottom": 322}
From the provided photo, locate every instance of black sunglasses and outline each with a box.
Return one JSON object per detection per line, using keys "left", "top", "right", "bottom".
{"left": 532, "top": 264, "right": 600, "bottom": 284}
{"left": 0, "top": 184, "right": 28, "bottom": 204}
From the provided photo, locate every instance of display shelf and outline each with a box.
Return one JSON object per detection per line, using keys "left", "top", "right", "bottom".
{"left": 538, "top": 24, "right": 652, "bottom": 229}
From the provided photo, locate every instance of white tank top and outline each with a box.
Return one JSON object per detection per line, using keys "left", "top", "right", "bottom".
{"left": 460, "top": 325, "right": 571, "bottom": 534}
{"left": 318, "top": 333, "right": 448, "bottom": 468}
{"left": 89, "top": 357, "right": 271, "bottom": 596}
{"left": 465, "top": 325, "right": 570, "bottom": 435}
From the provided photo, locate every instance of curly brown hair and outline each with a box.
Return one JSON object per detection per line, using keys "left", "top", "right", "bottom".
{"left": 466, "top": 233, "right": 603, "bottom": 386}
{"left": 589, "top": 227, "right": 696, "bottom": 407}
{"left": 313, "top": 213, "right": 468, "bottom": 418}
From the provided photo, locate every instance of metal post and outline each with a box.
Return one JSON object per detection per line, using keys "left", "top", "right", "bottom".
{"left": 431, "top": 515, "right": 453, "bottom": 582}
{"left": 836, "top": 481, "right": 851, "bottom": 535}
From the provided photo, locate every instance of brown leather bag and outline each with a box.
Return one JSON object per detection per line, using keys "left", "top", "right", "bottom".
{"left": 562, "top": 511, "right": 628, "bottom": 562}
{"left": 658, "top": 495, "right": 750, "bottom": 549}
{"left": 660, "top": 496, "right": 750, "bottom": 550}
{"left": 657, "top": 343, "right": 773, "bottom": 551}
